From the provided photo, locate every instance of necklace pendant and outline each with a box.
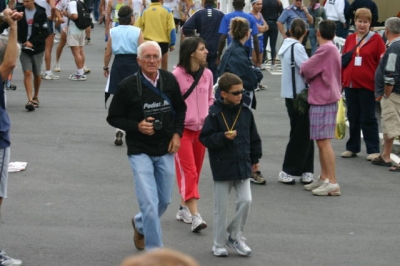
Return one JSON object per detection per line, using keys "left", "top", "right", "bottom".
{"left": 227, "top": 130, "right": 234, "bottom": 134}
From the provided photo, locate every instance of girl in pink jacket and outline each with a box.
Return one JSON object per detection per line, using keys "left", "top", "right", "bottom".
{"left": 172, "top": 37, "right": 214, "bottom": 232}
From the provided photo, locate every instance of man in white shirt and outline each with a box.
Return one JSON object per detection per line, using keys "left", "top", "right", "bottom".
{"left": 66, "top": 0, "right": 87, "bottom": 81}
{"left": 324, "top": 0, "right": 347, "bottom": 38}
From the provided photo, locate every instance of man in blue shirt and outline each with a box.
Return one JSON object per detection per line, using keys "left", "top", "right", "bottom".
{"left": 182, "top": 0, "right": 224, "bottom": 83}
{"left": 217, "top": 0, "right": 261, "bottom": 67}
{"left": 277, "top": 0, "right": 313, "bottom": 46}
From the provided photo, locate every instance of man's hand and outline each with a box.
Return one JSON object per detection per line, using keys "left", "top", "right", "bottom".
{"left": 4, "top": 9, "right": 23, "bottom": 23}
{"left": 252, "top": 163, "right": 260, "bottom": 173}
{"left": 168, "top": 133, "right": 180, "bottom": 154}
{"left": 170, "top": 46, "right": 175, "bottom": 52}
{"left": 138, "top": 117, "right": 155, "bottom": 135}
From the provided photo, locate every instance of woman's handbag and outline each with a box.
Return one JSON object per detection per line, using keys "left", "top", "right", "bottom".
{"left": 335, "top": 97, "right": 346, "bottom": 139}
{"left": 341, "top": 33, "right": 368, "bottom": 68}
{"left": 290, "top": 43, "right": 309, "bottom": 114}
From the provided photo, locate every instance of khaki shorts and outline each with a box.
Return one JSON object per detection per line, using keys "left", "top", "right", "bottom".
{"left": 67, "top": 25, "right": 85, "bottom": 47}
{"left": 381, "top": 93, "right": 400, "bottom": 139}
{"left": 20, "top": 51, "right": 44, "bottom": 76}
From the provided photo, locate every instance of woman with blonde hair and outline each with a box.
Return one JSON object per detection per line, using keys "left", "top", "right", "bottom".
{"left": 341, "top": 8, "right": 386, "bottom": 163}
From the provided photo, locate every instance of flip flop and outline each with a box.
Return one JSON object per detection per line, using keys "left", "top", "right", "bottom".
{"left": 371, "top": 155, "right": 392, "bottom": 167}
{"left": 389, "top": 165, "right": 400, "bottom": 172}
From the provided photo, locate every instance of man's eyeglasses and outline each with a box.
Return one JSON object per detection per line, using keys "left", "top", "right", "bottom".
{"left": 228, "top": 89, "right": 245, "bottom": 96}
{"left": 142, "top": 55, "right": 161, "bottom": 61}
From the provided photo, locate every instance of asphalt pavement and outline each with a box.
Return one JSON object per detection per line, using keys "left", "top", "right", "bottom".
{"left": 1, "top": 24, "right": 399, "bottom": 266}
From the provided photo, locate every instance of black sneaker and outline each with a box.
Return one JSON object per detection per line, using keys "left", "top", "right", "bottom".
{"left": 114, "top": 130, "right": 123, "bottom": 146}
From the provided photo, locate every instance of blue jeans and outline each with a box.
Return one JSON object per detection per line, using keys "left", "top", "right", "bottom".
{"left": 344, "top": 88, "right": 379, "bottom": 154}
{"left": 129, "top": 153, "right": 175, "bottom": 250}
{"left": 308, "top": 27, "right": 317, "bottom": 55}
{"left": 335, "top": 21, "right": 348, "bottom": 39}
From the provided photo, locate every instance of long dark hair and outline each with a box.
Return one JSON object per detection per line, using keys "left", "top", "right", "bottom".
{"left": 177, "top": 36, "right": 206, "bottom": 73}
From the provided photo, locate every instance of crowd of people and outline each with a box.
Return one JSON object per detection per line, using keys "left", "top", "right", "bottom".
{"left": 1, "top": 0, "right": 400, "bottom": 264}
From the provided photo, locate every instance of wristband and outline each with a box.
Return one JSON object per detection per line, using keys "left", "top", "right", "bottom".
{"left": 103, "top": 66, "right": 109, "bottom": 70}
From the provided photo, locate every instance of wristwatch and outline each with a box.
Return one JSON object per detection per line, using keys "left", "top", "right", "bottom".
{"left": 103, "top": 66, "right": 109, "bottom": 71}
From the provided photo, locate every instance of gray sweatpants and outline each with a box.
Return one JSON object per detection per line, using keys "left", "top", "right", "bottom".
{"left": 213, "top": 179, "right": 252, "bottom": 248}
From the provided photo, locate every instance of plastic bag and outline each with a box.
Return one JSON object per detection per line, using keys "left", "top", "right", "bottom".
{"left": 335, "top": 98, "right": 346, "bottom": 139}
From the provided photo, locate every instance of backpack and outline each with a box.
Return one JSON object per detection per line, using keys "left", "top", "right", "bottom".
{"left": 71, "top": 0, "right": 92, "bottom": 30}
{"left": 314, "top": 7, "right": 324, "bottom": 29}
{"left": 83, "top": 0, "right": 94, "bottom": 11}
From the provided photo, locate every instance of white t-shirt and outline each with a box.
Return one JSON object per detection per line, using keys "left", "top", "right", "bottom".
{"left": 25, "top": 8, "right": 36, "bottom": 40}
{"left": 67, "top": 0, "right": 83, "bottom": 33}
{"left": 57, "top": 0, "right": 71, "bottom": 28}
{"left": 35, "top": 0, "right": 52, "bottom": 18}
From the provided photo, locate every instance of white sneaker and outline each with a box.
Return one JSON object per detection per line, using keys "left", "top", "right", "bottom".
{"left": 270, "top": 64, "right": 276, "bottom": 70}
{"left": 226, "top": 236, "right": 252, "bottom": 256}
{"left": 278, "top": 171, "right": 295, "bottom": 184}
{"left": 0, "top": 250, "right": 22, "bottom": 266}
{"left": 300, "top": 172, "right": 314, "bottom": 184}
{"left": 176, "top": 206, "right": 192, "bottom": 224}
{"left": 212, "top": 246, "right": 228, "bottom": 257}
{"left": 42, "top": 72, "right": 59, "bottom": 80}
{"left": 69, "top": 74, "right": 87, "bottom": 81}
{"left": 304, "top": 176, "right": 328, "bottom": 191}
{"left": 191, "top": 213, "right": 207, "bottom": 232}
{"left": 312, "top": 182, "right": 341, "bottom": 196}
{"left": 83, "top": 66, "right": 91, "bottom": 74}
{"left": 260, "top": 63, "right": 267, "bottom": 70}
{"left": 53, "top": 62, "right": 61, "bottom": 72}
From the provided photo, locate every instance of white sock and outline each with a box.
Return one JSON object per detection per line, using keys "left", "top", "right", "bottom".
{"left": 77, "top": 69, "right": 84, "bottom": 75}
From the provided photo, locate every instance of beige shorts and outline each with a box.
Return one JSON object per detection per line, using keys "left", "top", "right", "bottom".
{"left": 381, "top": 93, "right": 400, "bottom": 139}
{"left": 67, "top": 25, "right": 85, "bottom": 47}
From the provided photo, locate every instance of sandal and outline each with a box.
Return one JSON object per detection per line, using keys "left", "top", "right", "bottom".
{"left": 32, "top": 97, "right": 39, "bottom": 108}
{"left": 389, "top": 165, "right": 400, "bottom": 172}
{"left": 371, "top": 155, "right": 392, "bottom": 167}
{"left": 25, "top": 101, "right": 35, "bottom": 112}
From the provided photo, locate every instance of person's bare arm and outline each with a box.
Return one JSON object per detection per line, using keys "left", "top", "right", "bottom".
{"left": 277, "top": 21, "right": 287, "bottom": 38}
{"left": 0, "top": 9, "right": 21, "bottom": 81}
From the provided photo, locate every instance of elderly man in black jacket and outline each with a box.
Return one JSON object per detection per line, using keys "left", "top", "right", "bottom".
{"left": 0, "top": 0, "right": 48, "bottom": 112}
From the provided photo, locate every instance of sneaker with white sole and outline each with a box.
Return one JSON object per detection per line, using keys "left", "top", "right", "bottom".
{"left": 250, "top": 171, "right": 266, "bottom": 185}
{"left": 84, "top": 66, "right": 91, "bottom": 74}
{"left": 278, "top": 171, "right": 295, "bottom": 184}
{"left": 69, "top": 74, "right": 87, "bottom": 81}
{"left": 0, "top": 250, "right": 22, "bottom": 266}
{"left": 191, "top": 213, "right": 207, "bottom": 232}
{"left": 341, "top": 150, "right": 357, "bottom": 158}
{"left": 42, "top": 72, "right": 59, "bottom": 80}
{"left": 53, "top": 62, "right": 61, "bottom": 72}
{"left": 270, "top": 64, "right": 276, "bottom": 70}
{"left": 176, "top": 206, "right": 192, "bottom": 224}
{"left": 300, "top": 172, "right": 314, "bottom": 184}
{"left": 212, "top": 246, "right": 228, "bottom": 257}
{"left": 226, "top": 236, "right": 252, "bottom": 256}
{"left": 114, "top": 130, "right": 123, "bottom": 146}
{"left": 312, "top": 182, "right": 341, "bottom": 196}
{"left": 304, "top": 176, "right": 328, "bottom": 191}
{"left": 366, "top": 153, "right": 380, "bottom": 161}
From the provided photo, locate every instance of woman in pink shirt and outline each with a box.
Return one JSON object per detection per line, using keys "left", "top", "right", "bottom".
{"left": 172, "top": 37, "right": 214, "bottom": 232}
{"left": 300, "top": 20, "right": 342, "bottom": 196}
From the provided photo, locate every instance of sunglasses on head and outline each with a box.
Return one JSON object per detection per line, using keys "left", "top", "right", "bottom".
{"left": 228, "top": 89, "right": 245, "bottom": 96}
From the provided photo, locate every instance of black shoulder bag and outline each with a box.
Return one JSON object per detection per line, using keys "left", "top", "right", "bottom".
{"left": 341, "top": 33, "right": 368, "bottom": 68}
{"left": 182, "top": 67, "right": 205, "bottom": 100}
{"left": 291, "top": 43, "right": 309, "bottom": 115}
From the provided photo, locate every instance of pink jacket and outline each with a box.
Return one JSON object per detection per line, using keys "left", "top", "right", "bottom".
{"left": 300, "top": 42, "right": 342, "bottom": 105}
{"left": 172, "top": 66, "right": 214, "bottom": 131}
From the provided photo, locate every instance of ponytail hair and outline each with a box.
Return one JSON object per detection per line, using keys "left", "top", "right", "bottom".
{"left": 229, "top": 17, "right": 250, "bottom": 40}
{"left": 290, "top": 18, "right": 306, "bottom": 40}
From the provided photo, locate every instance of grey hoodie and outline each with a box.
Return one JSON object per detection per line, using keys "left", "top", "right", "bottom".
{"left": 278, "top": 38, "right": 309, "bottom": 99}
